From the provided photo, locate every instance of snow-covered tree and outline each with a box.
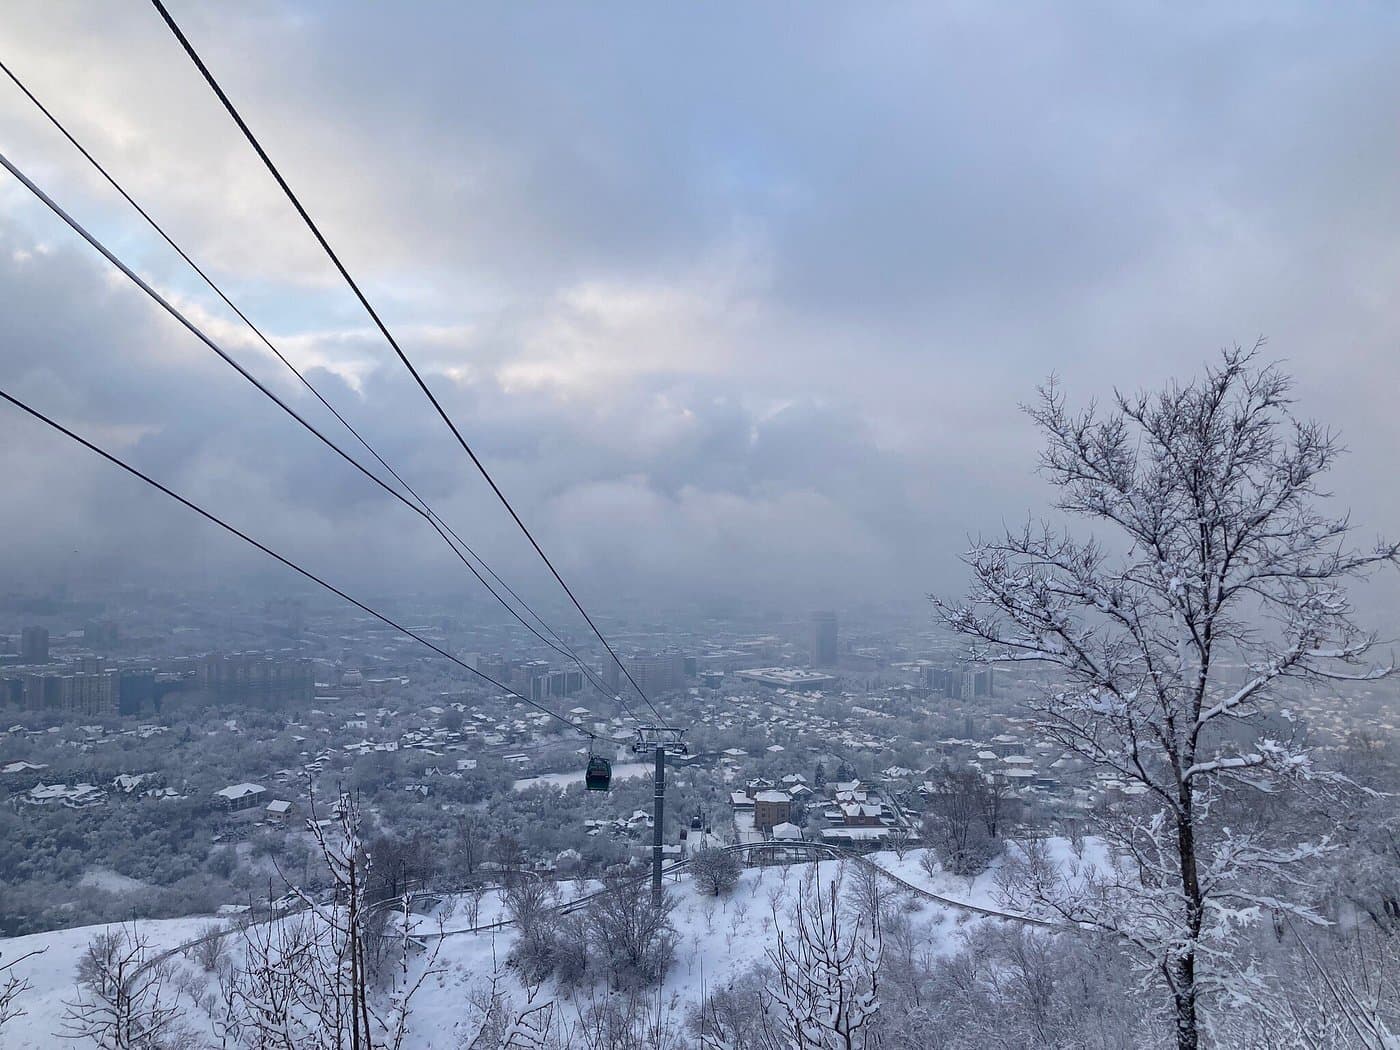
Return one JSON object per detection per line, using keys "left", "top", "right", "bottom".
{"left": 1278, "top": 919, "right": 1399, "bottom": 1049}
{"left": 216, "top": 789, "right": 438, "bottom": 1049}
{"left": 463, "top": 968, "right": 557, "bottom": 1049}
{"left": 765, "top": 869, "right": 882, "bottom": 1049}
{"left": 60, "top": 926, "right": 183, "bottom": 1050}
{"left": 586, "top": 883, "right": 677, "bottom": 990}
{"left": 215, "top": 910, "right": 331, "bottom": 1049}
{"left": 921, "top": 771, "right": 1002, "bottom": 878}
{"left": 936, "top": 346, "right": 1398, "bottom": 1050}
{"left": 692, "top": 848, "right": 742, "bottom": 897}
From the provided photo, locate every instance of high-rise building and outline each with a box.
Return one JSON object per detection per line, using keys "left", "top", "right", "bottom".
{"left": 969, "top": 666, "right": 995, "bottom": 698}
{"left": 925, "top": 666, "right": 963, "bottom": 699}
{"left": 5, "top": 667, "right": 118, "bottom": 714}
{"left": 20, "top": 626, "right": 49, "bottom": 664}
{"left": 605, "top": 650, "right": 689, "bottom": 698}
{"left": 199, "top": 652, "right": 315, "bottom": 708}
{"left": 811, "top": 612, "right": 838, "bottom": 667}
{"left": 547, "top": 669, "right": 584, "bottom": 698}
{"left": 924, "top": 664, "right": 993, "bottom": 700}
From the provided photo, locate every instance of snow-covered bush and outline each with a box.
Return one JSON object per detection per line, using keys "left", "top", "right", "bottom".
{"left": 691, "top": 848, "right": 741, "bottom": 898}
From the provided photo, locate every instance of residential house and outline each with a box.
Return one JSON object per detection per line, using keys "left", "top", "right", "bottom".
{"left": 754, "top": 789, "right": 793, "bottom": 834}
{"left": 214, "top": 782, "right": 267, "bottom": 813}
{"left": 265, "top": 799, "right": 296, "bottom": 825}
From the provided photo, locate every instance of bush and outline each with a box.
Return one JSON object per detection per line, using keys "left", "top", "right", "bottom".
{"left": 206, "top": 846, "right": 237, "bottom": 880}
{"left": 586, "top": 885, "right": 676, "bottom": 989}
{"left": 691, "top": 848, "right": 741, "bottom": 897}
{"left": 191, "top": 924, "right": 227, "bottom": 972}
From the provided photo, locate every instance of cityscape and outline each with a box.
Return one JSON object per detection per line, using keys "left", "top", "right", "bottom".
{"left": 1, "top": 4, "right": 1398, "bottom": 1049}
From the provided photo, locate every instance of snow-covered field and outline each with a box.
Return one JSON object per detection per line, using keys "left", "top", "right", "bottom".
{"left": 870, "top": 835, "right": 1115, "bottom": 917}
{"left": 0, "top": 839, "right": 1108, "bottom": 1048}
{"left": 398, "top": 857, "right": 990, "bottom": 1049}
{"left": 0, "top": 916, "right": 223, "bottom": 1050}
{"left": 75, "top": 869, "right": 147, "bottom": 894}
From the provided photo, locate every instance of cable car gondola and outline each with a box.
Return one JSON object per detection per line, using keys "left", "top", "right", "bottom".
{"left": 585, "top": 755, "right": 612, "bottom": 791}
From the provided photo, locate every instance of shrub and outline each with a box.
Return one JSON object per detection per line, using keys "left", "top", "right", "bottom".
{"left": 691, "top": 848, "right": 741, "bottom": 897}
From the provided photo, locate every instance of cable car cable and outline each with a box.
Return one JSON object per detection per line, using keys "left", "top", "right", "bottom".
{"left": 0, "top": 59, "right": 561, "bottom": 658}
{"left": 0, "top": 143, "right": 637, "bottom": 724}
{"left": 149, "top": 0, "right": 666, "bottom": 727}
{"left": 0, "top": 385, "right": 623, "bottom": 744}
{"left": 0, "top": 57, "right": 638, "bottom": 721}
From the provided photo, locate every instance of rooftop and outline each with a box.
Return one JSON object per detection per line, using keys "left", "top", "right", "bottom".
{"left": 733, "top": 667, "right": 839, "bottom": 689}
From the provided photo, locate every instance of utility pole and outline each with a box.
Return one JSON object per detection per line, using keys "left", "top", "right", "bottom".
{"left": 652, "top": 742, "right": 664, "bottom": 904}
{"left": 636, "top": 724, "right": 686, "bottom": 906}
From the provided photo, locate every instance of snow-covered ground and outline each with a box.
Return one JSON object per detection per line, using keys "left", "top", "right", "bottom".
{"left": 75, "top": 869, "right": 147, "bottom": 894}
{"left": 866, "top": 835, "right": 1115, "bottom": 917}
{"left": 0, "top": 839, "right": 1110, "bottom": 1048}
{"left": 0, "top": 916, "right": 223, "bottom": 1050}
{"left": 397, "top": 857, "right": 989, "bottom": 1049}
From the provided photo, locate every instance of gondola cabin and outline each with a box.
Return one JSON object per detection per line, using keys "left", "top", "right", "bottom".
{"left": 585, "top": 755, "right": 612, "bottom": 791}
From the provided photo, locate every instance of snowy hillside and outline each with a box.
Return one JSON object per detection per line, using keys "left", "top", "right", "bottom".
{"left": 0, "top": 843, "right": 1097, "bottom": 1049}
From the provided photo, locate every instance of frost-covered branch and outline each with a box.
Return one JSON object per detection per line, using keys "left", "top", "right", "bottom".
{"left": 763, "top": 868, "right": 882, "bottom": 1049}
{"left": 0, "top": 947, "right": 42, "bottom": 1031}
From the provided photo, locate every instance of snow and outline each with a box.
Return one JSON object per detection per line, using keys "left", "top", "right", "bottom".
{"left": 395, "top": 857, "right": 991, "bottom": 1049}
{"left": 76, "top": 869, "right": 147, "bottom": 894}
{"left": 213, "top": 782, "right": 265, "bottom": 801}
{"left": 0, "top": 840, "right": 1113, "bottom": 1047}
{"left": 863, "top": 837, "right": 1115, "bottom": 916}
{"left": 0, "top": 915, "right": 219, "bottom": 1049}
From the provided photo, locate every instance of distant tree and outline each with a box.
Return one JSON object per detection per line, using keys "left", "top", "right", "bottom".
{"left": 206, "top": 845, "right": 237, "bottom": 880}
{"left": 492, "top": 834, "right": 526, "bottom": 878}
{"left": 976, "top": 772, "right": 1015, "bottom": 839}
{"left": 922, "top": 772, "right": 1000, "bottom": 877}
{"left": 690, "top": 848, "right": 741, "bottom": 897}
{"left": 350, "top": 752, "right": 393, "bottom": 793}
{"left": 453, "top": 814, "right": 484, "bottom": 880}
{"left": 936, "top": 347, "right": 1399, "bottom": 1050}
{"left": 509, "top": 879, "right": 557, "bottom": 946}
{"left": 365, "top": 832, "right": 436, "bottom": 901}
{"left": 844, "top": 861, "right": 886, "bottom": 923}
{"left": 191, "top": 923, "right": 227, "bottom": 973}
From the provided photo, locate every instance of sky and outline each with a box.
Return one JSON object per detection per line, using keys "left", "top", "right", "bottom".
{"left": 1, "top": 2, "right": 1398, "bottom": 616}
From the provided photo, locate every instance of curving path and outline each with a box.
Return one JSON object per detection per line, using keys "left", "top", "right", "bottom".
{"left": 137, "top": 841, "right": 1065, "bottom": 971}
{"left": 430, "top": 840, "right": 1063, "bottom": 937}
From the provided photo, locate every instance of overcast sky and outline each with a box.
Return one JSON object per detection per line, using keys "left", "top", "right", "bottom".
{"left": 1, "top": 2, "right": 1398, "bottom": 617}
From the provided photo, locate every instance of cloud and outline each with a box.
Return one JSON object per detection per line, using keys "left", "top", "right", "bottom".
{"left": 0, "top": 2, "right": 1397, "bottom": 615}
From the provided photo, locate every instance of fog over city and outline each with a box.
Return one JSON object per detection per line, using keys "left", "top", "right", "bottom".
{"left": 2, "top": 3, "right": 1398, "bottom": 610}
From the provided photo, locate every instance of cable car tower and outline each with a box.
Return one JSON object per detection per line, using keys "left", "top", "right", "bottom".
{"left": 634, "top": 724, "right": 687, "bottom": 903}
